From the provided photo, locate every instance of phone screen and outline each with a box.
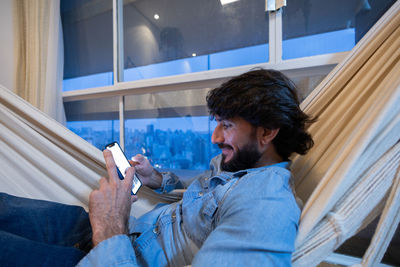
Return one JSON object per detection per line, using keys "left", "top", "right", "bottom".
{"left": 105, "top": 142, "right": 142, "bottom": 194}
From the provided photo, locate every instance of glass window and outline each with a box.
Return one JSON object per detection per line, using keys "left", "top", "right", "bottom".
{"left": 124, "top": 116, "right": 218, "bottom": 171}
{"left": 64, "top": 96, "right": 120, "bottom": 150}
{"left": 62, "top": 72, "right": 331, "bottom": 171}
{"left": 61, "top": 0, "right": 113, "bottom": 91}
{"left": 282, "top": 0, "right": 396, "bottom": 60}
{"left": 123, "top": 0, "right": 269, "bottom": 82}
{"left": 290, "top": 70, "right": 333, "bottom": 101}
{"left": 124, "top": 89, "right": 219, "bottom": 171}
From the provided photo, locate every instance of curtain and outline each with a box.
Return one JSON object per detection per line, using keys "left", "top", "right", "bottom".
{"left": 14, "top": 0, "right": 66, "bottom": 124}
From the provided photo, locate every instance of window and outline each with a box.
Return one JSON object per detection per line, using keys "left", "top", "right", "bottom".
{"left": 61, "top": 0, "right": 113, "bottom": 91}
{"left": 282, "top": 0, "right": 396, "bottom": 59}
{"left": 124, "top": 116, "right": 218, "bottom": 170}
{"left": 122, "top": 0, "right": 269, "bottom": 82}
{"left": 64, "top": 96, "right": 120, "bottom": 149}
{"left": 124, "top": 88, "right": 219, "bottom": 170}
{"left": 61, "top": 0, "right": 396, "bottom": 172}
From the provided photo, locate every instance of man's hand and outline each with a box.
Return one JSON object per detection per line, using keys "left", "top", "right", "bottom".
{"left": 89, "top": 150, "right": 137, "bottom": 247}
{"left": 130, "top": 154, "right": 162, "bottom": 189}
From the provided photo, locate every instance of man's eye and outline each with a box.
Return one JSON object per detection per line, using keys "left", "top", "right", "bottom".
{"left": 222, "top": 123, "right": 231, "bottom": 129}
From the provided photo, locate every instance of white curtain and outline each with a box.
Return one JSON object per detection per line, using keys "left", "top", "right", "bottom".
{"left": 14, "top": 0, "right": 65, "bottom": 124}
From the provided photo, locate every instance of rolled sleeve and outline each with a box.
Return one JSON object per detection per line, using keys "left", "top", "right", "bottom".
{"left": 76, "top": 235, "right": 138, "bottom": 267}
{"left": 155, "top": 172, "right": 184, "bottom": 193}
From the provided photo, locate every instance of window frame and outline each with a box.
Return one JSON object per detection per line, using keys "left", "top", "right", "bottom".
{"left": 62, "top": 0, "right": 348, "bottom": 149}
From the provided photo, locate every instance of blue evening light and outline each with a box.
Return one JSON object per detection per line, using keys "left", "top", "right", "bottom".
{"left": 283, "top": 29, "right": 355, "bottom": 59}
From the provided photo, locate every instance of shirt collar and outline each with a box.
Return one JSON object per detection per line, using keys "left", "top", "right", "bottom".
{"left": 224, "top": 161, "right": 291, "bottom": 177}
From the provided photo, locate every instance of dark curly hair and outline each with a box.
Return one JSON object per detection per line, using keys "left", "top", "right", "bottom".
{"left": 206, "top": 69, "right": 315, "bottom": 160}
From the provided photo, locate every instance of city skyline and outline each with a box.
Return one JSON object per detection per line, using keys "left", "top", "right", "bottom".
{"left": 68, "top": 117, "right": 220, "bottom": 171}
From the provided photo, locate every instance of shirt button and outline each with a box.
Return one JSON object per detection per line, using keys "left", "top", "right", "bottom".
{"left": 153, "top": 226, "right": 159, "bottom": 234}
{"left": 198, "top": 192, "right": 204, "bottom": 197}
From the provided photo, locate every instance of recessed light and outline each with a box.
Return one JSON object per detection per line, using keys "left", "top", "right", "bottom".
{"left": 192, "top": 53, "right": 197, "bottom": 57}
{"left": 154, "top": 14, "right": 160, "bottom": 20}
{"left": 220, "top": 0, "right": 239, "bottom": 5}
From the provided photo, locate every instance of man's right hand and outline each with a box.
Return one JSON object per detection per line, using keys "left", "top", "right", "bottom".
{"left": 130, "top": 154, "right": 163, "bottom": 189}
{"left": 89, "top": 150, "right": 136, "bottom": 247}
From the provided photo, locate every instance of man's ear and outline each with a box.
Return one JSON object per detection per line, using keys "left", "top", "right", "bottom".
{"left": 259, "top": 128, "right": 280, "bottom": 146}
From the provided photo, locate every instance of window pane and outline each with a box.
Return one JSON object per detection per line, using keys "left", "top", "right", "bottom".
{"left": 124, "top": 89, "right": 219, "bottom": 171}
{"left": 67, "top": 120, "right": 120, "bottom": 149}
{"left": 290, "top": 71, "right": 331, "bottom": 101}
{"left": 125, "top": 116, "right": 218, "bottom": 171}
{"left": 64, "top": 96, "right": 120, "bottom": 150}
{"left": 123, "top": 0, "right": 269, "bottom": 82}
{"left": 61, "top": 0, "right": 113, "bottom": 91}
{"left": 282, "top": 0, "right": 396, "bottom": 60}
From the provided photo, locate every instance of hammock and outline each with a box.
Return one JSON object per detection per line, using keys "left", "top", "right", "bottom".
{"left": 291, "top": 2, "right": 400, "bottom": 265}
{"left": 0, "top": 85, "right": 181, "bottom": 217}
{"left": 1, "top": 2, "right": 399, "bottom": 266}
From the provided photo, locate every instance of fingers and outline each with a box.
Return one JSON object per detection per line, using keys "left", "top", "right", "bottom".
{"left": 117, "top": 166, "right": 134, "bottom": 197}
{"left": 101, "top": 150, "right": 138, "bottom": 199}
{"left": 99, "top": 177, "right": 108, "bottom": 187}
{"left": 89, "top": 189, "right": 99, "bottom": 204}
{"left": 131, "top": 154, "right": 147, "bottom": 164}
{"left": 131, "top": 154, "right": 152, "bottom": 177}
{"left": 103, "top": 150, "right": 119, "bottom": 183}
{"left": 129, "top": 160, "right": 139, "bottom": 167}
{"left": 123, "top": 167, "right": 135, "bottom": 188}
{"left": 131, "top": 195, "right": 138, "bottom": 203}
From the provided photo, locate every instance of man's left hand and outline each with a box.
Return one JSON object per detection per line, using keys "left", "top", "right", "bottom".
{"left": 89, "top": 150, "right": 137, "bottom": 247}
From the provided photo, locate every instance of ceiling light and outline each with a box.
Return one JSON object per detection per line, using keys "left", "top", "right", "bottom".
{"left": 192, "top": 53, "right": 197, "bottom": 57}
{"left": 154, "top": 14, "right": 160, "bottom": 20}
{"left": 220, "top": 0, "right": 239, "bottom": 5}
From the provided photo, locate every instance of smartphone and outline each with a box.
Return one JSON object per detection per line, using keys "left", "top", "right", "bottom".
{"left": 105, "top": 142, "right": 142, "bottom": 195}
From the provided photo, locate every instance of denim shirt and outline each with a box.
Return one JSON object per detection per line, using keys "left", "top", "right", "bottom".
{"left": 77, "top": 156, "right": 300, "bottom": 267}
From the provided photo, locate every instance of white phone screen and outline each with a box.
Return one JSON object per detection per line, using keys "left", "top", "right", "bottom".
{"left": 106, "top": 142, "right": 142, "bottom": 194}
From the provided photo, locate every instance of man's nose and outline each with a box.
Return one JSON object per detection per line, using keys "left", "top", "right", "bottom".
{"left": 211, "top": 125, "right": 224, "bottom": 144}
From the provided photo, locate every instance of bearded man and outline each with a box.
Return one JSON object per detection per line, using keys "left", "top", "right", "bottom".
{"left": 82, "top": 68, "right": 314, "bottom": 266}
{"left": 0, "top": 69, "right": 314, "bottom": 267}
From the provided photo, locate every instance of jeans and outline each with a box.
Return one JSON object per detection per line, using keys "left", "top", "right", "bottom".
{"left": 0, "top": 193, "right": 92, "bottom": 267}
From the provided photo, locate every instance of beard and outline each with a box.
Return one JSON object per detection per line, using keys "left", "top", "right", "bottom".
{"left": 219, "top": 141, "right": 263, "bottom": 172}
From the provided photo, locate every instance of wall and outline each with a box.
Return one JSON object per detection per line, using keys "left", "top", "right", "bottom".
{"left": 0, "top": 0, "right": 15, "bottom": 91}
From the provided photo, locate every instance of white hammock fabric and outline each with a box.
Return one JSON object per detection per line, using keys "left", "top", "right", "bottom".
{"left": 0, "top": 2, "right": 399, "bottom": 266}
{"left": 291, "top": 2, "right": 400, "bottom": 265}
{"left": 0, "top": 85, "right": 180, "bottom": 216}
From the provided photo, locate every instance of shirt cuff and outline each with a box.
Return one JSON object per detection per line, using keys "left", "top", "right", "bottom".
{"left": 155, "top": 171, "right": 184, "bottom": 193}
{"left": 77, "top": 235, "right": 138, "bottom": 267}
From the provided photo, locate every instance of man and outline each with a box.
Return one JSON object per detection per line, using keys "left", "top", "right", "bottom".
{"left": 80, "top": 69, "right": 314, "bottom": 266}
{"left": 0, "top": 69, "right": 314, "bottom": 266}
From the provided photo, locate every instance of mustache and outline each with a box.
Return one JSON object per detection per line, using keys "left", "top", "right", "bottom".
{"left": 217, "top": 143, "right": 233, "bottom": 150}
